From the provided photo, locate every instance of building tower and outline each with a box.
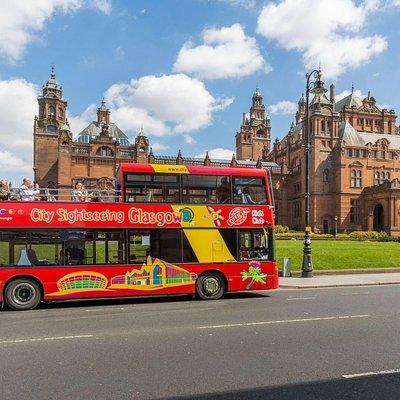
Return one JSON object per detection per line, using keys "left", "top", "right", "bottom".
{"left": 34, "top": 67, "right": 68, "bottom": 186}
{"left": 134, "top": 127, "right": 149, "bottom": 163}
{"left": 235, "top": 88, "right": 271, "bottom": 161}
{"left": 97, "top": 99, "right": 111, "bottom": 125}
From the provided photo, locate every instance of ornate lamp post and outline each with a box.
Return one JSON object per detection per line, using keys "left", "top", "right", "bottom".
{"left": 334, "top": 215, "right": 338, "bottom": 238}
{"left": 302, "top": 68, "right": 325, "bottom": 278}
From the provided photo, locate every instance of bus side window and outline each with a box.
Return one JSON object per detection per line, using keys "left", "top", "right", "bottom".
{"left": 0, "top": 231, "right": 62, "bottom": 267}
{"left": 150, "top": 230, "right": 181, "bottom": 263}
{"left": 233, "top": 177, "right": 267, "bottom": 205}
{"left": 129, "top": 231, "right": 150, "bottom": 263}
{"left": 182, "top": 175, "right": 230, "bottom": 204}
{"left": 238, "top": 230, "right": 269, "bottom": 261}
{"left": 124, "top": 173, "right": 179, "bottom": 203}
{"left": 63, "top": 230, "right": 125, "bottom": 266}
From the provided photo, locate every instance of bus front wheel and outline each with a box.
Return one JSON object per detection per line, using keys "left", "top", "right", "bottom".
{"left": 4, "top": 278, "right": 42, "bottom": 311}
{"left": 196, "top": 272, "right": 225, "bottom": 300}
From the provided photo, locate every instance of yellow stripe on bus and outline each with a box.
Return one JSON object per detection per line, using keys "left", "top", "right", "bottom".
{"left": 151, "top": 164, "right": 189, "bottom": 174}
{"left": 171, "top": 205, "right": 235, "bottom": 263}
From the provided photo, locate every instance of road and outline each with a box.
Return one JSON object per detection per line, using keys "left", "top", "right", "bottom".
{"left": 1, "top": 285, "right": 400, "bottom": 400}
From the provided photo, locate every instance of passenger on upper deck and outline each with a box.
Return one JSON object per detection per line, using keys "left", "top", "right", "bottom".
{"left": 216, "top": 177, "right": 231, "bottom": 204}
{"left": 20, "top": 178, "right": 37, "bottom": 201}
{"left": 241, "top": 187, "right": 256, "bottom": 204}
{"left": 72, "top": 181, "right": 90, "bottom": 202}
{"left": 0, "top": 180, "right": 10, "bottom": 201}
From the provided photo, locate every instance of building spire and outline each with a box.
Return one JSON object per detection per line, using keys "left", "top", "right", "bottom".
{"left": 351, "top": 83, "right": 354, "bottom": 94}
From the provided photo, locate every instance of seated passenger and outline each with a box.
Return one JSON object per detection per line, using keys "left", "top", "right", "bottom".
{"left": 72, "top": 182, "right": 90, "bottom": 202}
{"left": 241, "top": 187, "right": 256, "bottom": 204}
{"left": 0, "top": 179, "right": 10, "bottom": 201}
{"left": 143, "top": 189, "right": 153, "bottom": 202}
{"left": 216, "top": 177, "right": 231, "bottom": 204}
{"left": 65, "top": 246, "right": 84, "bottom": 265}
{"left": 26, "top": 248, "right": 50, "bottom": 266}
{"left": 20, "top": 177, "right": 37, "bottom": 201}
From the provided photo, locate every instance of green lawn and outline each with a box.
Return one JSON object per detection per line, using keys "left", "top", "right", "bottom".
{"left": 276, "top": 240, "right": 400, "bottom": 270}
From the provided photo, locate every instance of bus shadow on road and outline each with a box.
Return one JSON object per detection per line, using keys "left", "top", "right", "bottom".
{"left": 160, "top": 373, "right": 400, "bottom": 400}
{"left": 33, "top": 291, "right": 270, "bottom": 311}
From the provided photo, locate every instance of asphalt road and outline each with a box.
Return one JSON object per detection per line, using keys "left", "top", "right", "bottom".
{"left": 1, "top": 285, "right": 400, "bottom": 400}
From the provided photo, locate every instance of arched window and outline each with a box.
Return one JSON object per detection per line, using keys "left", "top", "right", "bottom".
{"left": 386, "top": 171, "right": 391, "bottom": 180}
{"left": 351, "top": 170, "right": 362, "bottom": 188}
{"left": 375, "top": 171, "right": 381, "bottom": 185}
{"left": 58, "top": 108, "right": 63, "bottom": 118}
{"left": 323, "top": 169, "right": 329, "bottom": 182}
{"left": 96, "top": 146, "right": 114, "bottom": 157}
{"left": 49, "top": 106, "right": 55, "bottom": 116}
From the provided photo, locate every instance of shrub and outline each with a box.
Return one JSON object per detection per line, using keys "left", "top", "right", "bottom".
{"left": 349, "top": 231, "right": 379, "bottom": 240}
{"left": 275, "top": 224, "right": 289, "bottom": 234}
{"left": 376, "top": 231, "right": 390, "bottom": 242}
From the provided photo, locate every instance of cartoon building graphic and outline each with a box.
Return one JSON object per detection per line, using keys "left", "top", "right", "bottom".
{"left": 110, "top": 257, "right": 197, "bottom": 290}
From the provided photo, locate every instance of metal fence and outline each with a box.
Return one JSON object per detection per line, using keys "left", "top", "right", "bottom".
{"left": 6, "top": 188, "right": 121, "bottom": 202}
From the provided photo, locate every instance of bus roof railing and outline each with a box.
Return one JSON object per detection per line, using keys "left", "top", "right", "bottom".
{"left": 6, "top": 188, "right": 121, "bottom": 203}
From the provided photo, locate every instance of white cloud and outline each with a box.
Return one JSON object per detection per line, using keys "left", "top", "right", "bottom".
{"left": 104, "top": 73, "right": 233, "bottom": 136}
{"left": 174, "top": 24, "right": 270, "bottom": 79}
{"left": 196, "top": 148, "right": 235, "bottom": 159}
{"left": 268, "top": 100, "right": 297, "bottom": 115}
{"left": 0, "top": 0, "right": 111, "bottom": 62}
{"left": 257, "top": 0, "right": 387, "bottom": 79}
{"left": 91, "top": 0, "right": 112, "bottom": 14}
{"left": 183, "top": 134, "right": 196, "bottom": 144}
{"left": 0, "top": 79, "right": 38, "bottom": 178}
{"left": 151, "top": 142, "right": 169, "bottom": 152}
{"left": 67, "top": 103, "right": 97, "bottom": 136}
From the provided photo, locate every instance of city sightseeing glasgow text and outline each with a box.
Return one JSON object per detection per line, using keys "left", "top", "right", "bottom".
{"left": 30, "top": 207, "right": 187, "bottom": 226}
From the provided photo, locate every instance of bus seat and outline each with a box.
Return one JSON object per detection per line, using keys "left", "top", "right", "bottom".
{"left": 17, "top": 249, "right": 32, "bottom": 266}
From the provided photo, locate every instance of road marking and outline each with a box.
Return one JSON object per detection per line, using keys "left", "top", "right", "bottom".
{"left": 198, "top": 314, "right": 369, "bottom": 329}
{"left": 0, "top": 335, "right": 93, "bottom": 345}
{"left": 287, "top": 296, "right": 317, "bottom": 301}
{"left": 343, "top": 369, "right": 400, "bottom": 379}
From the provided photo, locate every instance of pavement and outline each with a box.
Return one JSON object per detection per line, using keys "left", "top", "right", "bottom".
{"left": 2, "top": 285, "right": 400, "bottom": 399}
{"left": 280, "top": 272, "right": 400, "bottom": 288}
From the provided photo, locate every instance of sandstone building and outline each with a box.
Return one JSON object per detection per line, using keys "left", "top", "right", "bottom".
{"left": 236, "top": 80, "right": 400, "bottom": 235}
{"left": 33, "top": 69, "right": 150, "bottom": 190}
{"left": 235, "top": 89, "right": 271, "bottom": 161}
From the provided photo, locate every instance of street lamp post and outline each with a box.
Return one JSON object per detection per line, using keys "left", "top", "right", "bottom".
{"left": 334, "top": 215, "right": 338, "bottom": 238}
{"left": 301, "top": 68, "right": 325, "bottom": 278}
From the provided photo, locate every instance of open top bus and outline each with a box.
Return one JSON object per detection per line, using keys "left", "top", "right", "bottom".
{"left": 0, "top": 163, "right": 278, "bottom": 310}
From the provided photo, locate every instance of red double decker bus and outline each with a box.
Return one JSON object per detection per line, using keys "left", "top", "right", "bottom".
{"left": 0, "top": 163, "right": 278, "bottom": 310}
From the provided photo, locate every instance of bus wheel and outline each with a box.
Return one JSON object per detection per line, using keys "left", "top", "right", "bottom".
{"left": 196, "top": 272, "right": 225, "bottom": 300}
{"left": 4, "top": 278, "right": 42, "bottom": 311}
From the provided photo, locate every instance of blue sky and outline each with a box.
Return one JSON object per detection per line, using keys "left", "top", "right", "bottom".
{"left": 1, "top": 0, "right": 400, "bottom": 185}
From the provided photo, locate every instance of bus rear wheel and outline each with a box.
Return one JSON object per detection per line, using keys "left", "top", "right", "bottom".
{"left": 5, "top": 278, "right": 42, "bottom": 311}
{"left": 196, "top": 272, "right": 225, "bottom": 300}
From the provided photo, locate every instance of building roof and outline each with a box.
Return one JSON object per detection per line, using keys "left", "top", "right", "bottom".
{"left": 43, "top": 66, "right": 62, "bottom": 91}
{"left": 76, "top": 122, "right": 131, "bottom": 146}
{"left": 310, "top": 94, "right": 331, "bottom": 106}
{"left": 339, "top": 121, "right": 400, "bottom": 149}
{"left": 335, "top": 92, "right": 363, "bottom": 112}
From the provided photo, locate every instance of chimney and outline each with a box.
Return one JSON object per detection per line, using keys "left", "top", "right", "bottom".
{"left": 330, "top": 84, "right": 335, "bottom": 103}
